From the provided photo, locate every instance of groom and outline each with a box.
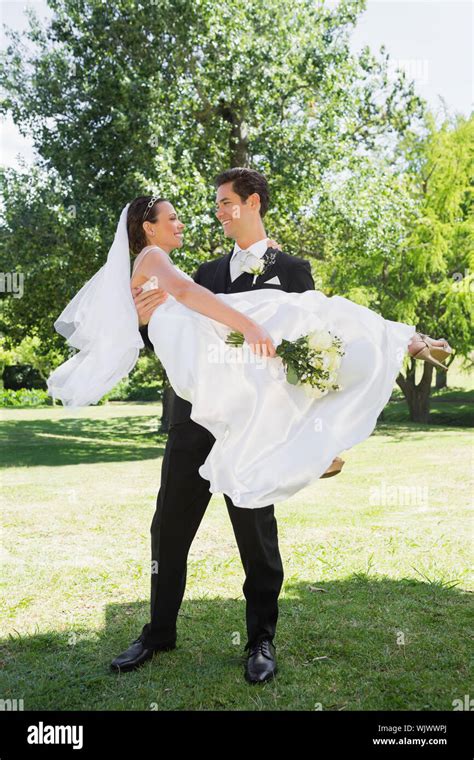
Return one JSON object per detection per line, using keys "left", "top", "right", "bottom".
{"left": 111, "top": 168, "right": 315, "bottom": 682}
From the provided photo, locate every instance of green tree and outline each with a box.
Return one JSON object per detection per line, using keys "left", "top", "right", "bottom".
{"left": 298, "top": 113, "right": 473, "bottom": 422}
{"left": 393, "top": 113, "right": 473, "bottom": 421}
{"left": 1, "top": 0, "right": 423, "bottom": 245}
{"left": 1, "top": 0, "right": 430, "bottom": 422}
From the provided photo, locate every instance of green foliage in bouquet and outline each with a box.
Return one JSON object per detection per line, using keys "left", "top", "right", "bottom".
{"left": 225, "top": 329, "right": 345, "bottom": 398}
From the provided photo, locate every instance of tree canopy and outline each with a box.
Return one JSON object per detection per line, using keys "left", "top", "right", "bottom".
{"left": 1, "top": 0, "right": 471, "bottom": 421}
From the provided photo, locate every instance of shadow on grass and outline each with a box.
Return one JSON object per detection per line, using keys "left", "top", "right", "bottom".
{"left": 0, "top": 575, "right": 471, "bottom": 710}
{"left": 2, "top": 388, "right": 472, "bottom": 469}
{"left": 378, "top": 389, "right": 474, "bottom": 431}
{"left": 0, "top": 415, "right": 166, "bottom": 467}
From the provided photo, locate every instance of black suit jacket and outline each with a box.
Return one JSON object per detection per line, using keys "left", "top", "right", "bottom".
{"left": 140, "top": 247, "right": 315, "bottom": 425}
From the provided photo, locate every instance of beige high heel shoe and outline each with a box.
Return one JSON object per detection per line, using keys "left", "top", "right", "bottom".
{"left": 320, "top": 456, "right": 345, "bottom": 479}
{"left": 410, "top": 332, "right": 454, "bottom": 372}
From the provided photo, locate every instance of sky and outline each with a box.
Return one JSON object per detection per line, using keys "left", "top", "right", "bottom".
{"left": 1, "top": 0, "right": 472, "bottom": 169}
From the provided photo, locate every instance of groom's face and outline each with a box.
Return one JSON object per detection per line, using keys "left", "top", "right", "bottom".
{"left": 215, "top": 182, "right": 259, "bottom": 240}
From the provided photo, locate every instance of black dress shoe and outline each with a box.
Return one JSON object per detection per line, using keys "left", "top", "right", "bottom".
{"left": 110, "top": 636, "right": 176, "bottom": 673}
{"left": 244, "top": 638, "right": 278, "bottom": 684}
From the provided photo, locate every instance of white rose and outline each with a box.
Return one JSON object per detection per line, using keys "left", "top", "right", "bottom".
{"left": 241, "top": 253, "right": 265, "bottom": 276}
{"left": 327, "top": 352, "right": 342, "bottom": 372}
{"left": 308, "top": 329, "right": 333, "bottom": 350}
{"left": 304, "top": 384, "right": 327, "bottom": 399}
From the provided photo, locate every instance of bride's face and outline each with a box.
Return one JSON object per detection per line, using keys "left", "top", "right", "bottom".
{"left": 144, "top": 201, "right": 185, "bottom": 251}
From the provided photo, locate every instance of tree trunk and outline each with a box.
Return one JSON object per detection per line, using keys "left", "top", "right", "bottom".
{"left": 217, "top": 101, "right": 249, "bottom": 166}
{"left": 396, "top": 359, "right": 434, "bottom": 423}
{"left": 229, "top": 117, "right": 249, "bottom": 166}
{"left": 435, "top": 367, "right": 447, "bottom": 389}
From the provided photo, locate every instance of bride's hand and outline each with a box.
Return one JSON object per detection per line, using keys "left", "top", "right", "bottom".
{"left": 132, "top": 286, "right": 168, "bottom": 326}
{"left": 267, "top": 238, "right": 282, "bottom": 250}
{"left": 243, "top": 323, "right": 277, "bottom": 357}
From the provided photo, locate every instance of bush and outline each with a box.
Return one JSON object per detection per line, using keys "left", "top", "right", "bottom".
{"left": 0, "top": 388, "right": 53, "bottom": 407}
{"left": 101, "top": 354, "right": 163, "bottom": 402}
{"left": 0, "top": 355, "right": 163, "bottom": 407}
{"left": 2, "top": 364, "right": 46, "bottom": 390}
{"left": 102, "top": 379, "right": 162, "bottom": 403}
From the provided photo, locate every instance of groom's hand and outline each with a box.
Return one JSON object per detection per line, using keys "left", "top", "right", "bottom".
{"left": 132, "top": 286, "right": 168, "bottom": 326}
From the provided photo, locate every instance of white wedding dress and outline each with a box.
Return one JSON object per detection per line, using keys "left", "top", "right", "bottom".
{"left": 134, "top": 249, "right": 417, "bottom": 509}
{"left": 47, "top": 207, "right": 417, "bottom": 510}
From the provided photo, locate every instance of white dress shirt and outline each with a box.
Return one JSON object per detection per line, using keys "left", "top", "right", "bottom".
{"left": 229, "top": 238, "right": 268, "bottom": 282}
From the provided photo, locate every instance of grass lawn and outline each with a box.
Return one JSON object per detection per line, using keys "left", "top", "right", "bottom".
{"left": 0, "top": 361, "right": 472, "bottom": 711}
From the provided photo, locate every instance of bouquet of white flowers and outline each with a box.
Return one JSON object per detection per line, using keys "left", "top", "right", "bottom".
{"left": 225, "top": 327, "right": 345, "bottom": 399}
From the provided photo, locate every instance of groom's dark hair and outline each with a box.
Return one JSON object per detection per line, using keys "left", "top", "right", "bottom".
{"left": 214, "top": 167, "right": 270, "bottom": 218}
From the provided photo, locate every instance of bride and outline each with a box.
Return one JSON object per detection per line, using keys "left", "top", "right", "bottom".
{"left": 47, "top": 197, "right": 453, "bottom": 509}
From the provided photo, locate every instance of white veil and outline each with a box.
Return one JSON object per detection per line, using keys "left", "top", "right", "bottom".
{"left": 47, "top": 203, "right": 144, "bottom": 407}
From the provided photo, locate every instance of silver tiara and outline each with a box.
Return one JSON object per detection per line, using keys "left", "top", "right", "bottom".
{"left": 142, "top": 195, "right": 160, "bottom": 221}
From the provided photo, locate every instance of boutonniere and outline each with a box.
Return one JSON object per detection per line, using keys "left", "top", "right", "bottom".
{"left": 240, "top": 248, "right": 278, "bottom": 285}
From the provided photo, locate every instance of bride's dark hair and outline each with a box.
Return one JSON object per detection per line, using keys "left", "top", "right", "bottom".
{"left": 127, "top": 195, "right": 168, "bottom": 256}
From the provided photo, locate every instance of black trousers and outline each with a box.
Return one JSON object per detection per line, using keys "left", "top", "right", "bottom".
{"left": 140, "top": 419, "right": 284, "bottom": 651}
